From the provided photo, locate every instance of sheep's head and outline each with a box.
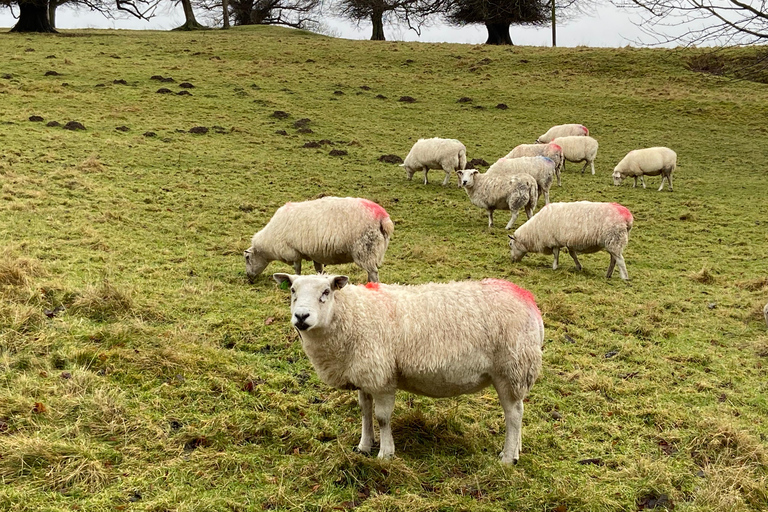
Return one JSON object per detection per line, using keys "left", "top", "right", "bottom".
{"left": 244, "top": 248, "right": 269, "bottom": 282}
{"left": 456, "top": 169, "right": 479, "bottom": 188}
{"left": 612, "top": 170, "right": 623, "bottom": 186}
{"left": 508, "top": 235, "right": 527, "bottom": 262}
{"left": 273, "top": 273, "right": 349, "bottom": 332}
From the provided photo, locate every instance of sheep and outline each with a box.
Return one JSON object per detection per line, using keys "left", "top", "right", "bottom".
{"left": 506, "top": 143, "right": 565, "bottom": 187}
{"left": 764, "top": 302, "right": 768, "bottom": 329}
{"left": 551, "top": 135, "right": 599, "bottom": 175}
{"left": 401, "top": 138, "right": 467, "bottom": 186}
{"left": 612, "top": 147, "right": 677, "bottom": 192}
{"left": 244, "top": 197, "right": 394, "bottom": 283}
{"left": 487, "top": 156, "right": 556, "bottom": 205}
{"left": 508, "top": 201, "right": 634, "bottom": 280}
{"left": 272, "top": 273, "right": 544, "bottom": 463}
{"left": 456, "top": 169, "right": 538, "bottom": 229}
{"left": 536, "top": 124, "right": 589, "bottom": 144}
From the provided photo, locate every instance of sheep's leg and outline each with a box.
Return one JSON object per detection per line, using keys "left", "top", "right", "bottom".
{"left": 606, "top": 254, "right": 617, "bottom": 278}
{"left": 505, "top": 210, "right": 519, "bottom": 230}
{"left": 543, "top": 188, "right": 550, "bottom": 205}
{"left": 658, "top": 174, "right": 666, "bottom": 191}
{"left": 614, "top": 253, "right": 629, "bottom": 280}
{"left": 422, "top": 167, "right": 429, "bottom": 185}
{"left": 496, "top": 391, "right": 524, "bottom": 464}
{"left": 487, "top": 209, "right": 494, "bottom": 228}
{"left": 640, "top": 176, "right": 646, "bottom": 189}
{"left": 580, "top": 161, "right": 588, "bottom": 174}
{"left": 293, "top": 261, "right": 302, "bottom": 274}
{"left": 633, "top": 176, "right": 638, "bottom": 188}
{"left": 441, "top": 164, "right": 453, "bottom": 187}
{"left": 356, "top": 390, "right": 374, "bottom": 454}
{"left": 313, "top": 261, "right": 324, "bottom": 274}
{"left": 552, "top": 247, "right": 560, "bottom": 270}
{"left": 373, "top": 392, "right": 396, "bottom": 459}
{"left": 569, "top": 249, "right": 583, "bottom": 271}
{"left": 524, "top": 203, "right": 534, "bottom": 220}
{"left": 668, "top": 172, "right": 673, "bottom": 192}
{"left": 590, "top": 160, "right": 595, "bottom": 175}
{"left": 556, "top": 164, "right": 562, "bottom": 186}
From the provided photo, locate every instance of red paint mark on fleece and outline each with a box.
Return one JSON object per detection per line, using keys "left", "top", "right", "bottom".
{"left": 482, "top": 278, "right": 540, "bottom": 314}
{"left": 359, "top": 199, "right": 389, "bottom": 220}
{"left": 549, "top": 143, "right": 562, "bottom": 152}
{"left": 611, "top": 203, "right": 633, "bottom": 223}
{"left": 581, "top": 125, "right": 589, "bottom": 135}
{"left": 364, "top": 282, "right": 381, "bottom": 291}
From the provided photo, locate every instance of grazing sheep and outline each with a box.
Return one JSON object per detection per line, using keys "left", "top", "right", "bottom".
{"left": 487, "top": 156, "right": 556, "bottom": 205}
{"left": 612, "top": 147, "right": 677, "bottom": 192}
{"left": 401, "top": 137, "right": 467, "bottom": 186}
{"left": 272, "top": 273, "right": 544, "bottom": 463}
{"left": 551, "top": 136, "right": 599, "bottom": 175}
{"left": 506, "top": 143, "right": 565, "bottom": 186}
{"left": 244, "top": 197, "right": 394, "bottom": 283}
{"left": 536, "top": 124, "right": 589, "bottom": 144}
{"left": 456, "top": 169, "right": 538, "bottom": 229}
{"left": 508, "top": 201, "right": 634, "bottom": 280}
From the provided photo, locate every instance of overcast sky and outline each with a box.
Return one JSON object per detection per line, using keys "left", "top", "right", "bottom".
{"left": 0, "top": 3, "right": 677, "bottom": 48}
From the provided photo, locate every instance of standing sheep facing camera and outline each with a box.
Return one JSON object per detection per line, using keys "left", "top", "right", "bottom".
{"left": 536, "top": 124, "right": 589, "bottom": 144}
{"left": 456, "top": 168, "right": 538, "bottom": 229}
{"left": 552, "top": 136, "right": 599, "bottom": 175}
{"left": 508, "top": 201, "right": 634, "bottom": 280}
{"left": 487, "top": 156, "right": 556, "bottom": 205}
{"left": 506, "top": 143, "right": 565, "bottom": 186}
{"left": 244, "top": 196, "right": 394, "bottom": 283}
{"left": 401, "top": 137, "right": 467, "bottom": 186}
{"left": 613, "top": 147, "right": 677, "bottom": 191}
{"left": 272, "top": 273, "right": 544, "bottom": 463}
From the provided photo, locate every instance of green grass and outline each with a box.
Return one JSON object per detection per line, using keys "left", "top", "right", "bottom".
{"left": 1, "top": 25, "right": 767, "bottom": 511}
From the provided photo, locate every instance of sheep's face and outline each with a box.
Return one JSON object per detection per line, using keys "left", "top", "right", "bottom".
{"left": 273, "top": 273, "right": 349, "bottom": 332}
{"left": 508, "top": 235, "right": 527, "bottom": 262}
{"left": 456, "top": 169, "right": 479, "bottom": 188}
{"left": 612, "top": 170, "right": 623, "bottom": 186}
{"left": 244, "top": 248, "right": 269, "bottom": 282}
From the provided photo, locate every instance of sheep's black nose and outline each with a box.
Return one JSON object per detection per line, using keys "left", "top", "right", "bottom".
{"left": 295, "top": 313, "right": 309, "bottom": 323}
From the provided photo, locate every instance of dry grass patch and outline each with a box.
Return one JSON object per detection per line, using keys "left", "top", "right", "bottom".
{"left": 69, "top": 279, "right": 134, "bottom": 321}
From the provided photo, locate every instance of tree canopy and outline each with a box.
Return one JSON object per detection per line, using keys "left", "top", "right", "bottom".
{"left": 445, "top": 0, "right": 550, "bottom": 43}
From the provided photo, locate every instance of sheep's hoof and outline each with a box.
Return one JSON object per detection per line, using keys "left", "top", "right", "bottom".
{"left": 353, "top": 446, "right": 372, "bottom": 456}
{"left": 377, "top": 451, "right": 394, "bottom": 460}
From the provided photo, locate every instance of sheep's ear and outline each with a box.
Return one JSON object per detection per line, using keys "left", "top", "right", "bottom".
{"left": 508, "top": 235, "right": 516, "bottom": 241}
{"left": 331, "top": 275, "right": 349, "bottom": 290}
{"left": 273, "top": 273, "right": 294, "bottom": 288}
{"left": 471, "top": 169, "right": 479, "bottom": 175}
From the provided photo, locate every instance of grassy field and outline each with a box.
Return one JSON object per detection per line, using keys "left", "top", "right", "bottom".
{"left": 1, "top": 25, "right": 767, "bottom": 511}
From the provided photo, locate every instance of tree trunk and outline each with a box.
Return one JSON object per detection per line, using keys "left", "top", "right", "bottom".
{"left": 173, "top": 0, "right": 207, "bottom": 30}
{"left": 484, "top": 22, "right": 512, "bottom": 45}
{"left": 48, "top": 0, "right": 57, "bottom": 29}
{"left": 370, "top": 10, "right": 385, "bottom": 41}
{"left": 222, "top": 0, "right": 230, "bottom": 29}
{"left": 551, "top": 1, "right": 556, "bottom": 47}
{"left": 11, "top": 0, "right": 57, "bottom": 33}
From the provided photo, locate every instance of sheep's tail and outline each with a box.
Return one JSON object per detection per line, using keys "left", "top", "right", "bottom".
{"left": 380, "top": 216, "right": 395, "bottom": 240}
{"left": 458, "top": 148, "right": 467, "bottom": 170}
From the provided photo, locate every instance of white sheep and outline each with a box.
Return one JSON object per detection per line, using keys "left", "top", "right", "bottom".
{"left": 508, "top": 201, "right": 634, "bottom": 280}
{"left": 272, "top": 273, "right": 544, "bottom": 463}
{"left": 487, "top": 156, "right": 556, "bottom": 205}
{"left": 536, "top": 124, "right": 589, "bottom": 144}
{"left": 456, "top": 169, "right": 538, "bottom": 229}
{"left": 401, "top": 138, "right": 467, "bottom": 186}
{"left": 506, "top": 143, "right": 565, "bottom": 186}
{"left": 612, "top": 147, "right": 677, "bottom": 192}
{"left": 244, "top": 197, "right": 394, "bottom": 283}
{"left": 764, "top": 302, "right": 768, "bottom": 329}
{"left": 551, "top": 136, "right": 599, "bottom": 175}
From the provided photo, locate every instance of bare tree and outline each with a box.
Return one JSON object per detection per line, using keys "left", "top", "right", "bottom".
{"left": 334, "top": 0, "right": 444, "bottom": 40}
{"left": 2, "top": 0, "right": 159, "bottom": 32}
{"left": 174, "top": 0, "right": 207, "bottom": 29}
{"left": 220, "top": 0, "right": 320, "bottom": 27}
{"left": 614, "top": 0, "right": 768, "bottom": 45}
{"left": 444, "top": 0, "right": 550, "bottom": 44}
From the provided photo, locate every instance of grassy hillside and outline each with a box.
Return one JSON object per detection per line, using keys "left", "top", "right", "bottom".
{"left": 1, "top": 25, "right": 767, "bottom": 511}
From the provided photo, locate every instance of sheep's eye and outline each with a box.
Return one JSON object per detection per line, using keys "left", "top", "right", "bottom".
{"left": 290, "top": 288, "right": 295, "bottom": 294}
{"left": 319, "top": 289, "right": 330, "bottom": 303}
